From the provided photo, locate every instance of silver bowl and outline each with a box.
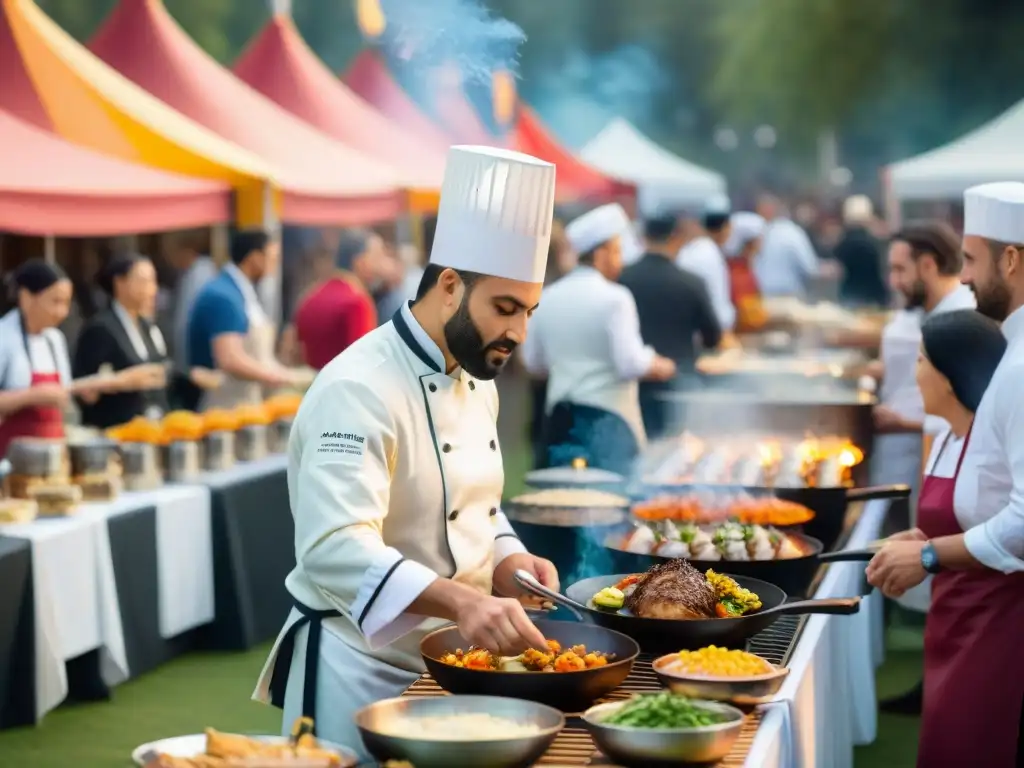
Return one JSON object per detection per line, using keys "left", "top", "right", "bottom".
{"left": 653, "top": 654, "right": 790, "bottom": 706}
{"left": 582, "top": 698, "right": 745, "bottom": 766}
{"left": 354, "top": 695, "right": 564, "bottom": 768}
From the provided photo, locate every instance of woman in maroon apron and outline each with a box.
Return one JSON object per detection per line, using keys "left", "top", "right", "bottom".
{"left": 0, "top": 261, "right": 74, "bottom": 458}
{"left": 877, "top": 310, "right": 1023, "bottom": 767}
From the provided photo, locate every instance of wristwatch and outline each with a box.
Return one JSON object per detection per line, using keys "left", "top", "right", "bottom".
{"left": 920, "top": 541, "right": 942, "bottom": 574}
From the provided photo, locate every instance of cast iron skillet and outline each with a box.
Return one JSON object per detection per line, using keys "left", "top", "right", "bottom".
{"left": 638, "top": 483, "right": 911, "bottom": 552}
{"left": 603, "top": 530, "right": 878, "bottom": 597}
{"left": 420, "top": 619, "right": 640, "bottom": 712}
{"left": 514, "top": 570, "right": 860, "bottom": 656}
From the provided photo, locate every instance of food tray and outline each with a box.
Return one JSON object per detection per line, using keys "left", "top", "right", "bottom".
{"left": 399, "top": 614, "right": 805, "bottom": 766}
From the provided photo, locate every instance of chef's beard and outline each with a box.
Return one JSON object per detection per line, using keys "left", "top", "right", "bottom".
{"left": 970, "top": 278, "right": 1013, "bottom": 321}
{"left": 444, "top": 296, "right": 516, "bottom": 380}
{"left": 903, "top": 279, "right": 927, "bottom": 309}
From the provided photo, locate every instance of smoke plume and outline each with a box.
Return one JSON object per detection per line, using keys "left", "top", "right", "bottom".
{"left": 377, "top": 0, "right": 525, "bottom": 84}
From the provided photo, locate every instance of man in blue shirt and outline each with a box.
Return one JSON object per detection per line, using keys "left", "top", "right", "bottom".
{"left": 186, "top": 230, "right": 296, "bottom": 410}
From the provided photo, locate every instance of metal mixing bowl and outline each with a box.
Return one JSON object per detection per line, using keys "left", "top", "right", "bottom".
{"left": 653, "top": 654, "right": 790, "bottom": 706}
{"left": 582, "top": 698, "right": 745, "bottom": 766}
{"left": 355, "top": 695, "right": 564, "bottom": 768}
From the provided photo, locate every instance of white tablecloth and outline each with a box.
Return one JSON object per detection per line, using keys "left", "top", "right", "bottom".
{"left": 0, "top": 513, "right": 127, "bottom": 720}
{"left": 744, "top": 499, "right": 889, "bottom": 767}
{"left": 95, "top": 485, "right": 214, "bottom": 638}
{"left": 202, "top": 454, "right": 288, "bottom": 489}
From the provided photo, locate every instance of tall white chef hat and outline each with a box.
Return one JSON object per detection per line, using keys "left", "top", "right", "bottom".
{"left": 964, "top": 182, "right": 1024, "bottom": 243}
{"left": 723, "top": 212, "right": 766, "bottom": 257}
{"left": 565, "top": 203, "right": 632, "bottom": 256}
{"left": 429, "top": 145, "right": 557, "bottom": 284}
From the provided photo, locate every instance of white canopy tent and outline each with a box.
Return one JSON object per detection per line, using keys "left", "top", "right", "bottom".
{"left": 580, "top": 118, "right": 726, "bottom": 216}
{"left": 888, "top": 99, "right": 1024, "bottom": 200}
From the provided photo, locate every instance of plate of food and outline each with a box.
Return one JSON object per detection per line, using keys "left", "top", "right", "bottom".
{"left": 515, "top": 560, "right": 860, "bottom": 655}
{"left": 652, "top": 646, "right": 790, "bottom": 706}
{"left": 133, "top": 718, "right": 359, "bottom": 767}
{"left": 420, "top": 619, "right": 639, "bottom": 712}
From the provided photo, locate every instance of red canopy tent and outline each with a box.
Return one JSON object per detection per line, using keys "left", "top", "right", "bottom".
{"left": 428, "top": 63, "right": 503, "bottom": 146}
{"left": 344, "top": 49, "right": 457, "bottom": 150}
{"left": 233, "top": 15, "right": 444, "bottom": 211}
{"left": 89, "top": 0, "right": 404, "bottom": 226}
{"left": 514, "top": 104, "right": 635, "bottom": 206}
{"left": 0, "top": 108, "right": 229, "bottom": 235}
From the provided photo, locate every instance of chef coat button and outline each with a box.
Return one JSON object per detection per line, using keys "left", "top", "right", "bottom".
{"left": 489, "top": 440, "right": 497, "bottom": 450}
{"left": 449, "top": 510, "right": 459, "bottom": 521}
{"left": 428, "top": 383, "right": 437, "bottom": 392}
{"left": 489, "top": 507, "right": 497, "bottom": 517}
{"left": 442, "top": 443, "right": 452, "bottom": 453}
{"left": 468, "top": 381, "right": 476, "bottom": 391}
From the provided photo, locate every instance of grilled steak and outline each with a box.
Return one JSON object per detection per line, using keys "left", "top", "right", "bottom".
{"left": 625, "top": 559, "right": 717, "bottom": 620}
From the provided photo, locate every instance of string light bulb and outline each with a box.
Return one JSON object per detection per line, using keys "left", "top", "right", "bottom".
{"left": 492, "top": 68, "right": 516, "bottom": 126}
{"left": 355, "top": 0, "right": 387, "bottom": 39}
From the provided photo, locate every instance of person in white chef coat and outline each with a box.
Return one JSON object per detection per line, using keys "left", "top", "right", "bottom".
{"left": 520, "top": 204, "right": 676, "bottom": 474}
{"left": 253, "top": 146, "right": 561, "bottom": 758}
{"left": 676, "top": 196, "right": 736, "bottom": 335}
{"left": 871, "top": 222, "right": 976, "bottom": 519}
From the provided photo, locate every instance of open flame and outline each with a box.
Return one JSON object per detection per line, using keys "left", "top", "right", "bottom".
{"left": 355, "top": 0, "right": 387, "bottom": 39}
{"left": 492, "top": 68, "right": 517, "bottom": 126}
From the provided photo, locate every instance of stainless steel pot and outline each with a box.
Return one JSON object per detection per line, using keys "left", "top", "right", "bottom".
{"left": 68, "top": 438, "right": 119, "bottom": 477}
{"left": 163, "top": 441, "right": 201, "bottom": 483}
{"left": 6, "top": 438, "right": 67, "bottom": 478}
{"left": 202, "top": 430, "right": 235, "bottom": 471}
{"left": 119, "top": 442, "right": 162, "bottom": 491}
{"left": 236, "top": 424, "right": 268, "bottom": 462}
{"left": 268, "top": 418, "right": 292, "bottom": 453}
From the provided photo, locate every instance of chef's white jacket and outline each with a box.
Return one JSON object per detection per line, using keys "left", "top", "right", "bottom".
{"left": 520, "top": 266, "right": 654, "bottom": 445}
{"left": 255, "top": 301, "right": 526, "bottom": 691}
{"left": 956, "top": 304, "right": 1024, "bottom": 572}
{"left": 676, "top": 236, "right": 735, "bottom": 331}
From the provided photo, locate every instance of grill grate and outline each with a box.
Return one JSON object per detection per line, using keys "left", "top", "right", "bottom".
{"left": 401, "top": 614, "right": 805, "bottom": 766}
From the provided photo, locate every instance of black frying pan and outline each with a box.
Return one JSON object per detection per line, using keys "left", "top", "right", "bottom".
{"left": 638, "top": 484, "right": 911, "bottom": 552}
{"left": 420, "top": 619, "right": 639, "bottom": 712}
{"left": 515, "top": 570, "right": 860, "bottom": 656}
{"left": 604, "top": 530, "right": 879, "bottom": 597}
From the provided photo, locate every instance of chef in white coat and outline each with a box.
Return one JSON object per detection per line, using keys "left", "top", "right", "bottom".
{"left": 871, "top": 221, "right": 976, "bottom": 529}
{"left": 869, "top": 181, "right": 1024, "bottom": 587}
{"left": 676, "top": 195, "right": 736, "bottom": 333}
{"left": 253, "top": 146, "right": 560, "bottom": 757}
{"left": 521, "top": 204, "right": 676, "bottom": 473}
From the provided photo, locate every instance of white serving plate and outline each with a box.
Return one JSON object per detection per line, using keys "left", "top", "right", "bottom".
{"left": 131, "top": 734, "right": 358, "bottom": 766}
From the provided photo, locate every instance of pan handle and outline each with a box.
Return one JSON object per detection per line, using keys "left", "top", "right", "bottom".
{"left": 513, "top": 570, "right": 587, "bottom": 622}
{"left": 759, "top": 596, "right": 861, "bottom": 617}
{"left": 818, "top": 549, "right": 875, "bottom": 563}
{"left": 845, "top": 484, "right": 911, "bottom": 502}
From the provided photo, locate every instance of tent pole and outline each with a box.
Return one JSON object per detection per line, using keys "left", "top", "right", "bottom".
{"left": 44, "top": 236, "right": 56, "bottom": 265}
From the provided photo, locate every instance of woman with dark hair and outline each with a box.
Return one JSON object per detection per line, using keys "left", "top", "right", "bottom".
{"left": 73, "top": 253, "right": 173, "bottom": 428}
{"left": 0, "top": 260, "right": 75, "bottom": 455}
{"left": 868, "top": 309, "right": 1024, "bottom": 767}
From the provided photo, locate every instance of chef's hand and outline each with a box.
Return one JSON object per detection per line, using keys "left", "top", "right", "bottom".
{"left": 24, "top": 384, "right": 68, "bottom": 408}
{"left": 189, "top": 367, "right": 224, "bottom": 391}
{"left": 646, "top": 355, "right": 677, "bottom": 382}
{"left": 492, "top": 553, "right": 560, "bottom": 598}
{"left": 455, "top": 595, "right": 547, "bottom": 656}
{"left": 884, "top": 528, "right": 927, "bottom": 544}
{"left": 866, "top": 540, "right": 928, "bottom": 598}
{"left": 119, "top": 364, "right": 167, "bottom": 391}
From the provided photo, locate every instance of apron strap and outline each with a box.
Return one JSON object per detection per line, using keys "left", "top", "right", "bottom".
{"left": 267, "top": 600, "right": 340, "bottom": 734}
{"left": 953, "top": 423, "right": 974, "bottom": 476}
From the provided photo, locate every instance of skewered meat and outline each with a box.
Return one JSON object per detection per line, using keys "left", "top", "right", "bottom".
{"left": 625, "top": 560, "right": 717, "bottom": 620}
